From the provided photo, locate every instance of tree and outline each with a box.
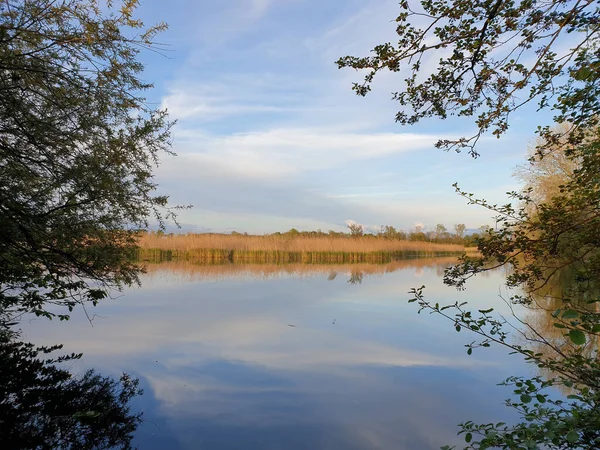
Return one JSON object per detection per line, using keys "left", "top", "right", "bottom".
{"left": 409, "top": 224, "right": 427, "bottom": 242}
{"left": 0, "top": 326, "right": 142, "bottom": 449}
{"left": 336, "top": 0, "right": 599, "bottom": 156}
{"left": 514, "top": 123, "right": 580, "bottom": 206}
{"left": 347, "top": 221, "right": 364, "bottom": 237}
{"left": 454, "top": 224, "right": 466, "bottom": 240}
{"left": 379, "top": 225, "right": 406, "bottom": 240}
{"left": 339, "top": 0, "right": 600, "bottom": 448}
{"left": 434, "top": 223, "right": 448, "bottom": 241}
{"left": 285, "top": 228, "right": 300, "bottom": 237}
{"left": 0, "top": 1, "right": 177, "bottom": 318}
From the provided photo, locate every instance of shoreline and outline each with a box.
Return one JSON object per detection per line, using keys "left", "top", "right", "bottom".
{"left": 136, "top": 247, "right": 473, "bottom": 265}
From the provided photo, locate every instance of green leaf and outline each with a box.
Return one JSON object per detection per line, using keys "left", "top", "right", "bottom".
{"left": 465, "top": 432, "right": 472, "bottom": 443}
{"left": 568, "top": 330, "right": 586, "bottom": 345}
{"left": 592, "top": 324, "right": 600, "bottom": 333}
{"left": 520, "top": 394, "right": 532, "bottom": 404}
{"left": 566, "top": 430, "right": 579, "bottom": 443}
{"left": 574, "top": 67, "right": 592, "bottom": 80}
{"left": 467, "top": 348, "right": 472, "bottom": 355}
{"left": 73, "top": 410, "right": 101, "bottom": 419}
{"left": 561, "top": 309, "right": 579, "bottom": 319}
{"left": 536, "top": 394, "right": 546, "bottom": 403}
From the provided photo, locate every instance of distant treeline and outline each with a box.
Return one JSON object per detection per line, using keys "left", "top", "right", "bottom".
{"left": 261, "top": 223, "right": 487, "bottom": 247}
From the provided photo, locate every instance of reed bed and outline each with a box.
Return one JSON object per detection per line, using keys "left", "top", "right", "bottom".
{"left": 136, "top": 233, "right": 468, "bottom": 264}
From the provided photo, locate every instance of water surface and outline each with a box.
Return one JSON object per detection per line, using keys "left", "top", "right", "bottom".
{"left": 22, "top": 258, "right": 529, "bottom": 450}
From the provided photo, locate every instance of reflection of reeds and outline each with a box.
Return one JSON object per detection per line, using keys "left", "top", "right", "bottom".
{"left": 141, "top": 257, "right": 460, "bottom": 283}
{"left": 136, "top": 233, "right": 468, "bottom": 264}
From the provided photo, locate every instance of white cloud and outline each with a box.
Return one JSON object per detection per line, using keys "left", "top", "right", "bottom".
{"left": 160, "top": 74, "right": 315, "bottom": 121}
{"left": 147, "top": 0, "right": 525, "bottom": 232}
{"left": 163, "top": 127, "right": 439, "bottom": 180}
{"left": 161, "top": 89, "right": 293, "bottom": 121}
{"left": 22, "top": 278, "right": 489, "bottom": 375}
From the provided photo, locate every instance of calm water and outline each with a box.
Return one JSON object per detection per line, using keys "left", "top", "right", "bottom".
{"left": 21, "top": 258, "right": 531, "bottom": 450}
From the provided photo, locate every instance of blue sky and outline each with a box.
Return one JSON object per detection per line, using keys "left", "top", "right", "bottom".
{"left": 135, "top": 0, "right": 546, "bottom": 234}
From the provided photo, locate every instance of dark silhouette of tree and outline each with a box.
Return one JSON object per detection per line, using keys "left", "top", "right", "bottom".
{"left": 0, "top": 327, "right": 142, "bottom": 450}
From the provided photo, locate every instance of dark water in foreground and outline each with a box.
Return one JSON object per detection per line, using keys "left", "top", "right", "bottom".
{"left": 21, "top": 259, "right": 529, "bottom": 450}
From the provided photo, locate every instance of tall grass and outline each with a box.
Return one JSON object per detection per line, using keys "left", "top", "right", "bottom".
{"left": 136, "top": 233, "right": 472, "bottom": 264}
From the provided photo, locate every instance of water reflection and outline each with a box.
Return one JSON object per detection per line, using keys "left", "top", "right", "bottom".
{"left": 20, "top": 258, "right": 524, "bottom": 450}
{"left": 0, "top": 327, "right": 142, "bottom": 449}
{"left": 519, "top": 265, "right": 600, "bottom": 385}
{"left": 141, "top": 257, "right": 459, "bottom": 284}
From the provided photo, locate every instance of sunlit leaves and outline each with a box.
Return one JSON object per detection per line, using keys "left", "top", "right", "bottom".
{"left": 337, "top": 0, "right": 600, "bottom": 156}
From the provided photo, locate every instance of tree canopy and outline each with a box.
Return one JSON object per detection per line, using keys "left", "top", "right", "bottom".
{"left": 0, "top": 0, "right": 176, "bottom": 318}
{"left": 339, "top": 0, "right": 600, "bottom": 448}
{"left": 337, "top": 0, "right": 600, "bottom": 156}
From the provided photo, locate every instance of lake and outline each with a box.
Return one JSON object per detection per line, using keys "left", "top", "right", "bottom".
{"left": 20, "top": 258, "right": 532, "bottom": 450}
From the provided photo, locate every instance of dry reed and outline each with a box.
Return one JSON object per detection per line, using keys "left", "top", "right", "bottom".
{"left": 137, "top": 233, "right": 466, "bottom": 253}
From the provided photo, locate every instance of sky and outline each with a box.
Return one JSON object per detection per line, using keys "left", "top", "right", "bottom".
{"left": 134, "top": 0, "right": 548, "bottom": 234}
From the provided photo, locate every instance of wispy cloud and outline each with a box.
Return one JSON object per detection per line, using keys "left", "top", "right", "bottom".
{"left": 166, "top": 127, "right": 439, "bottom": 178}
{"left": 160, "top": 74, "right": 315, "bottom": 121}
{"left": 147, "top": 0, "right": 523, "bottom": 231}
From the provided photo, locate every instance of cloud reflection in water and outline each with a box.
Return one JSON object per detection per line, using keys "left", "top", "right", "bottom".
{"left": 21, "top": 258, "right": 521, "bottom": 450}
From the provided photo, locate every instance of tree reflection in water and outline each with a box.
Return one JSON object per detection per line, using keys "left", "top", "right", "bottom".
{"left": 518, "top": 265, "right": 600, "bottom": 390}
{"left": 0, "top": 326, "right": 142, "bottom": 450}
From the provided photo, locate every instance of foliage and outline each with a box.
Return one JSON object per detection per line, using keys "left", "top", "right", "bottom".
{"left": 337, "top": 0, "right": 600, "bottom": 156}
{"left": 513, "top": 123, "right": 579, "bottom": 207}
{"left": 433, "top": 223, "right": 449, "bottom": 241}
{"left": 0, "top": 0, "right": 178, "bottom": 318}
{"left": 0, "top": 326, "right": 142, "bottom": 449}
{"left": 454, "top": 223, "right": 466, "bottom": 239}
{"left": 379, "top": 225, "right": 408, "bottom": 240}
{"left": 339, "top": 0, "right": 600, "bottom": 448}
{"left": 347, "top": 222, "right": 365, "bottom": 237}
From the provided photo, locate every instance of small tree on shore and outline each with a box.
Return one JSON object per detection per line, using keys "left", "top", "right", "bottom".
{"left": 347, "top": 222, "right": 364, "bottom": 238}
{"left": 454, "top": 224, "right": 466, "bottom": 240}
